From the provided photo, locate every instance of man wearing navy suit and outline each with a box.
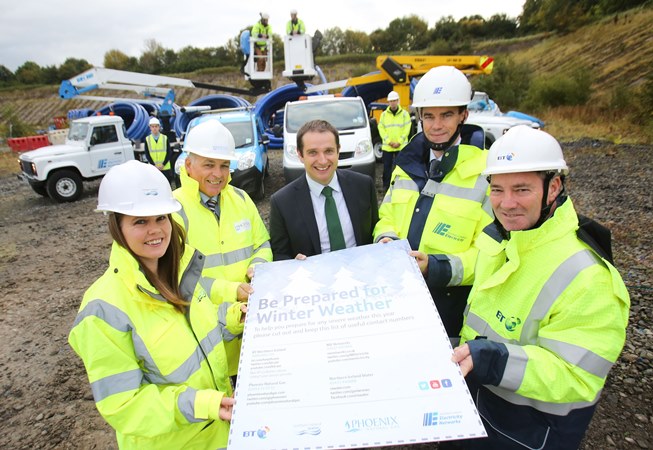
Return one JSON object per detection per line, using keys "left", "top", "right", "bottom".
{"left": 270, "top": 120, "right": 379, "bottom": 260}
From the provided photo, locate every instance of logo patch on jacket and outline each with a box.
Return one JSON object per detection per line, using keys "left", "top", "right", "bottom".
{"left": 234, "top": 219, "right": 252, "bottom": 233}
{"left": 432, "top": 222, "right": 464, "bottom": 242}
{"left": 496, "top": 310, "right": 522, "bottom": 331}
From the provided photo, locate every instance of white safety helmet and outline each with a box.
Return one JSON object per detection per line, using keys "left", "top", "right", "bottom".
{"left": 412, "top": 66, "right": 472, "bottom": 108}
{"left": 484, "top": 126, "right": 569, "bottom": 176}
{"left": 261, "top": 12, "right": 270, "bottom": 19}
{"left": 183, "top": 120, "right": 238, "bottom": 161}
{"left": 387, "top": 91, "right": 400, "bottom": 102}
{"left": 148, "top": 117, "right": 160, "bottom": 126}
{"left": 96, "top": 160, "right": 181, "bottom": 216}
{"left": 290, "top": 9, "right": 297, "bottom": 14}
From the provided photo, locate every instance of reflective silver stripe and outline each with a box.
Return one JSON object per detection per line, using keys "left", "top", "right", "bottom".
{"left": 486, "top": 385, "right": 601, "bottom": 415}
{"left": 464, "top": 311, "right": 513, "bottom": 344}
{"left": 539, "top": 337, "right": 613, "bottom": 378}
{"left": 179, "top": 250, "right": 204, "bottom": 300}
{"left": 204, "top": 246, "right": 254, "bottom": 268}
{"left": 200, "top": 277, "right": 216, "bottom": 297}
{"left": 392, "top": 178, "right": 419, "bottom": 192}
{"left": 501, "top": 345, "right": 528, "bottom": 391}
{"left": 178, "top": 387, "right": 203, "bottom": 423}
{"left": 448, "top": 255, "right": 464, "bottom": 286}
{"left": 176, "top": 206, "right": 190, "bottom": 232}
{"left": 250, "top": 257, "right": 268, "bottom": 265}
{"left": 482, "top": 194, "right": 493, "bottom": 218}
{"left": 232, "top": 186, "right": 246, "bottom": 201}
{"left": 91, "top": 369, "right": 143, "bottom": 402}
{"left": 374, "top": 232, "right": 399, "bottom": 243}
{"left": 382, "top": 122, "right": 410, "bottom": 129}
{"left": 73, "top": 298, "right": 132, "bottom": 330}
{"left": 218, "top": 302, "right": 241, "bottom": 342}
{"left": 252, "top": 241, "right": 271, "bottom": 255}
{"left": 522, "top": 250, "right": 600, "bottom": 342}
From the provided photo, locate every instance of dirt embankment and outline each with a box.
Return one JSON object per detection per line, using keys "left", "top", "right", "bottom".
{"left": 0, "top": 141, "right": 651, "bottom": 449}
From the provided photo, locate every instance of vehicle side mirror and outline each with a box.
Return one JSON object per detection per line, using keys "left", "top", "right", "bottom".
{"left": 171, "top": 142, "right": 182, "bottom": 153}
{"left": 272, "top": 124, "right": 282, "bottom": 138}
{"left": 261, "top": 134, "right": 270, "bottom": 145}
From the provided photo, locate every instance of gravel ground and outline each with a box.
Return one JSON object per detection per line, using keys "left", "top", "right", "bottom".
{"left": 0, "top": 141, "right": 650, "bottom": 449}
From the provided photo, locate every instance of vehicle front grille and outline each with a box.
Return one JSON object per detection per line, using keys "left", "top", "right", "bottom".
{"left": 20, "top": 160, "right": 35, "bottom": 176}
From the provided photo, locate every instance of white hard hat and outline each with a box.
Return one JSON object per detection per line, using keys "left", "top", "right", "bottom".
{"left": 183, "top": 120, "right": 238, "bottom": 161}
{"left": 96, "top": 160, "right": 181, "bottom": 216}
{"left": 261, "top": 12, "right": 270, "bottom": 19}
{"left": 412, "top": 66, "right": 472, "bottom": 108}
{"left": 149, "top": 117, "right": 160, "bottom": 126}
{"left": 290, "top": 9, "right": 297, "bottom": 14}
{"left": 387, "top": 91, "right": 400, "bottom": 101}
{"left": 484, "top": 126, "right": 569, "bottom": 176}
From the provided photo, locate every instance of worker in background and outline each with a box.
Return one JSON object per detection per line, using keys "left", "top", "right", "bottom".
{"left": 286, "top": 9, "right": 305, "bottom": 35}
{"left": 452, "top": 126, "right": 629, "bottom": 449}
{"left": 251, "top": 12, "right": 272, "bottom": 72}
{"left": 270, "top": 119, "right": 379, "bottom": 260}
{"left": 173, "top": 120, "right": 271, "bottom": 381}
{"left": 69, "top": 160, "right": 246, "bottom": 449}
{"left": 144, "top": 117, "right": 174, "bottom": 187}
{"left": 378, "top": 90, "right": 412, "bottom": 190}
{"left": 374, "top": 66, "right": 493, "bottom": 342}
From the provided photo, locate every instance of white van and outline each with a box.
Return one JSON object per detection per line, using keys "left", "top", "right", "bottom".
{"left": 282, "top": 95, "right": 375, "bottom": 183}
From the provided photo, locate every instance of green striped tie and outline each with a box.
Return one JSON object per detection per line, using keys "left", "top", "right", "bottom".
{"left": 322, "top": 186, "right": 346, "bottom": 251}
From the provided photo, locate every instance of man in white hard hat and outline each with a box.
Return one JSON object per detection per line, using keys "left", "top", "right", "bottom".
{"left": 173, "top": 120, "right": 272, "bottom": 380}
{"left": 378, "top": 90, "right": 411, "bottom": 190}
{"left": 251, "top": 12, "right": 272, "bottom": 71}
{"left": 374, "top": 66, "right": 493, "bottom": 342}
{"left": 286, "top": 9, "right": 305, "bottom": 35}
{"left": 452, "top": 126, "right": 629, "bottom": 449}
{"left": 144, "top": 117, "right": 174, "bottom": 186}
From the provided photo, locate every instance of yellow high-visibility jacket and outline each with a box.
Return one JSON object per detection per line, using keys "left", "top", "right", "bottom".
{"left": 378, "top": 106, "right": 411, "bottom": 153}
{"left": 460, "top": 198, "right": 629, "bottom": 448}
{"left": 173, "top": 166, "right": 271, "bottom": 374}
{"left": 251, "top": 22, "right": 272, "bottom": 48}
{"left": 69, "top": 242, "right": 244, "bottom": 450}
{"left": 145, "top": 134, "right": 171, "bottom": 170}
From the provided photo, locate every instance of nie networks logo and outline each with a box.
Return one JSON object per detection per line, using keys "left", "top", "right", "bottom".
{"left": 432, "top": 86, "right": 443, "bottom": 94}
{"left": 496, "top": 310, "right": 522, "bottom": 331}
{"left": 97, "top": 159, "right": 108, "bottom": 169}
{"left": 423, "top": 411, "right": 463, "bottom": 427}
{"left": 432, "top": 222, "right": 465, "bottom": 242}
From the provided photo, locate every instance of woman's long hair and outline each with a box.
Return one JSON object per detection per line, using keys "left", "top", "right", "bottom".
{"left": 109, "top": 213, "right": 190, "bottom": 313}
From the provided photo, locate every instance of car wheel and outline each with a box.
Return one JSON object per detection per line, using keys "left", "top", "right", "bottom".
{"left": 252, "top": 175, "right": 265, "bottom": 201}
{"left": 29, "top": 181, "right": 48, "bottom": 197}
{"left": 373, "top": 141, "right": 383, "bottom": 162}
{"left": 46, "top": 169, "right": 83, "bottom": 203}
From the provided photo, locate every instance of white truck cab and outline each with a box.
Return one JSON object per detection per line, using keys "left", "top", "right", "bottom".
{"left": 18, "top": 115, "right": 134, "bottom": 202}
{"left": 282, "top": 95, "right": 375, "bottom": 183}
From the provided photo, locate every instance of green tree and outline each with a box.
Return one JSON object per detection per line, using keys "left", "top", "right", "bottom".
{"left": 139, "top": 39, "right": 166, "bottom": 74}
{"left": 340, "top": 30, "right": 372, "bottom": 54}
{"left": 58, "top": 58, "right": 92, "bottom": 80}
{"left": 486, "top": 14, "right": 518, "bottom": 38}
{"left": 322, "top": 27, "right": 345, "bottom": 55}
{"left": 15, "top": 61, "right": 43, "bottom": 85}
{"left": 431, "top": 16, "right": 464, "bottom": 42}
{"left": 0, "top": 65, "right": 15, "bottom": 86}
{"left": 41, "top": 65, "right": 60, "bottom": 84}
{"left": 104, "top": 49, "right": 138, "bottom": 71}
{"left": 383, "top": 16, "right": 429, "bottom": 51}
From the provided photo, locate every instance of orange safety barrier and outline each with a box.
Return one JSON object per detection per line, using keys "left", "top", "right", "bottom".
{"left": 8, "top": 135, "right": 52, "bottom": 153}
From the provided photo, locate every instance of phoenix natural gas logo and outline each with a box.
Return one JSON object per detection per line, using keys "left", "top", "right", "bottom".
{"left": 496, "top": 310, "right": 522, "bottom": 331}
{"left": 344, "top": 416, "right": 399, "bottom": 433}
{"left": 433, "top": 222, "right": 465, "bottom": 242}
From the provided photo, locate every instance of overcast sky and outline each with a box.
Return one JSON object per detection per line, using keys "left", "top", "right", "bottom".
{"left": 0, "top": 0, "right": 525, "bottom": 73}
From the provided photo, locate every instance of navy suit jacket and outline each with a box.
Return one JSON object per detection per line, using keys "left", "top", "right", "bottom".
{"left": 270, "top": 170, "right": 379, "bottom": 260}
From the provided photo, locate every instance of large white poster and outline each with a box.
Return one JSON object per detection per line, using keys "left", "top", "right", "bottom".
{"left": 228, "top": 240, "right": 485, "bottom": 449}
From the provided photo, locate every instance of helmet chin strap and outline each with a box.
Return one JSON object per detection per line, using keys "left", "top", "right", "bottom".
{"left": 426, "top": 122, "right": 464, "bottom": 151}
{"left": 530, "top": 174, "right": 566, "bottom": 230}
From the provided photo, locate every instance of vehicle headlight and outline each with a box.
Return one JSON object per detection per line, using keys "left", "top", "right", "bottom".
{"left": 285, "top": 144, "right": 299, "bottom": 162}
{"left": 31, "top": 163, "right": 37, "bottom": 176}
{"left": 237, "top": 151, "right": 256, "bottom": 170}
{"left": 355, "top": 139, "right": 372, "bottom": 157}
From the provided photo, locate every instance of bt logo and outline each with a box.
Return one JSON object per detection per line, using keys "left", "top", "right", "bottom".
{"left": 496, "top": 310, "right": 522, "bottom": 331}
{"left": 497, "top": 152, "right": 515, "bottom": 161}
{"left": 418, "top": 378, "right": 453, "bottom": 390}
